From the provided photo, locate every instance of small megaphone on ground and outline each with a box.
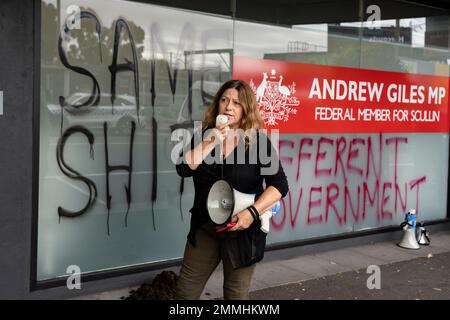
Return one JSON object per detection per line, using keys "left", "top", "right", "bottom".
{"left": 416, "top": 222, "right": 431, "bottom": 246}
{"left": 206, "top": 179, "right": 280, "bottom": 233}
{"left": 398, "top": 209, "right": 420, "bottom": 250}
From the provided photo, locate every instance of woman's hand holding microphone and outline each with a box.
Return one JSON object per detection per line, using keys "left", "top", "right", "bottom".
{"left": 185, "top": 115, "right": 229, "bottom": 170}
{"left": 205, "top": 115, "right": 229, "bottom": 146}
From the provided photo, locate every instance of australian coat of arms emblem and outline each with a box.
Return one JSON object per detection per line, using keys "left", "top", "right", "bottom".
{"left": 250, "top": 69, "right": 300, "bottom": 126}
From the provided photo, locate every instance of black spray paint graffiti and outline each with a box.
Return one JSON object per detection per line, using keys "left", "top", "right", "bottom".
{"left": 150, "top": 22, "right": 195, "bottom": 223}
{"left": 109, "top": 18, "right": 140, "bottom": 124}
{"left": 56, "top": 122, "right": 136, "bottom": 235}
{"left": 58, "top": 11, "right": 102, "bottom": 135}
{"left": 56, "top": 126, "right": 97, "bottom": 220}
{"left": 56, "top": 11, "right": 227, "bottom": 233}
{"left": 104, "top": 121, "right": 136, "bottom": 235}
{"left": 56, "top": 12, "right": 143, "bottom": 234}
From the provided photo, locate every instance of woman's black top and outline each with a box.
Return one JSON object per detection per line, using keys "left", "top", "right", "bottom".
{"left": 176, "top": 129, "right": 289, "bottom": 246}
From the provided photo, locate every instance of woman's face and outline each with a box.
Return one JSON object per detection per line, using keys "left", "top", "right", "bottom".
{"left": 218, "top": 88, "right": 244, "bottom": 129}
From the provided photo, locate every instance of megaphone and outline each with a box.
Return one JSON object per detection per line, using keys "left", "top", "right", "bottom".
{"left": 397, "top": 209, "right": 420, "bottom": 250}
{"left": 206, "top": 179, "right": 279, "bottom": 233}
{"left": 416, "top": 223, "right": 430, "bottom": 246}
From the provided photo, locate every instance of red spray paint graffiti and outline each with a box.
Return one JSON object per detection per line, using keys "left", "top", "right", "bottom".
{"left": 272, "top": 133, "right": 426, "bottom": 231}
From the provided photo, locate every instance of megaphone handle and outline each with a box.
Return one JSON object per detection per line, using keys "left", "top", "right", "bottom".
{"left": 215, "top": 222, "right": 236, "bottom": 233}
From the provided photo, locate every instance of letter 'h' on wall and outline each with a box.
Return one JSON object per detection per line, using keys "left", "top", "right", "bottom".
{"left": 103, "top": 121, "right": 136, "bottom": 235}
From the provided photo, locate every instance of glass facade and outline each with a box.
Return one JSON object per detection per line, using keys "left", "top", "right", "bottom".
{"left": 39, "top": 0, "right": 449, "bottom": 281}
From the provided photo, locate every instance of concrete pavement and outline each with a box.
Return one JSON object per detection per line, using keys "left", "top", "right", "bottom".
{"left": 250, "top": 251, "right": 450, "bottom": 299}
{"left": 73, "top": 227, "right": 450, "bottom": 300}
{"left": 201, "top": 229, "right": 450, "bottom": 299}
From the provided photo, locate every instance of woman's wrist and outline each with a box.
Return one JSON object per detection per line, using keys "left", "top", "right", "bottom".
{"left": 247, "top": 205, "right": 259, "bottom": 222}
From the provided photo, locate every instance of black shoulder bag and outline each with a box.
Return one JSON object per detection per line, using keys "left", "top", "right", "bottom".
{"left": 236, "top": 215, "right": 267, "bottom": 267}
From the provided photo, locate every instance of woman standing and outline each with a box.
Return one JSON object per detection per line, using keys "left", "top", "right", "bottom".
{"left": 175, "top": 79, "right": 289, "bottom": 300}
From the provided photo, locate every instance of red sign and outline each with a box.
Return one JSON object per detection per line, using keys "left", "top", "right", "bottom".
{"left": 233, "top": 56, "right": 449, "bottom": 133}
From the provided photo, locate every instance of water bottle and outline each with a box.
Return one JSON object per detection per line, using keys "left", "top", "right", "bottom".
{"left": 271, "top": 201, "right": 281, "bottom": 215}
{"left": 260, "top": 201, "right": 281, "bottom": 233}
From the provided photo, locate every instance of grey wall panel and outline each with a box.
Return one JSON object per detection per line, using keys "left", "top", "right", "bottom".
{"left": 0, "top": 0, "right": 34, "bottom": 299}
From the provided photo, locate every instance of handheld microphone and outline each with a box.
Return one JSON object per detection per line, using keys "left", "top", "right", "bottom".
{"left": 216, "top": 115, "right": 228, "bottom": 127}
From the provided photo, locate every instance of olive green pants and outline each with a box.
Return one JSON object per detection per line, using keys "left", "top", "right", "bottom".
{"left": 175, "top": 222, "right": 256, "bottom": 300}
